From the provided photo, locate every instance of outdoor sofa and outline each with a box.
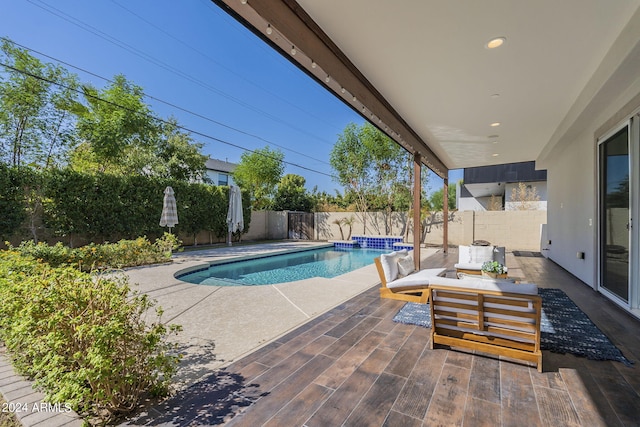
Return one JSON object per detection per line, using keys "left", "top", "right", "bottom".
{"left": 375, "top": 251, "right": 543, "bottom": 371}
{"left": 428, "top": 278, "right": 543, "bottom": 372}
{"left": 454, "top": 244, "right": 506, "bottom": 276}
{"left": 374, "top": 251, "right": 446, "bottom": 303}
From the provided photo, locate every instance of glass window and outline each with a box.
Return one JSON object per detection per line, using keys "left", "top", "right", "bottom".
{"left": 218, "top": 173, "right": 229, "bottom": 186}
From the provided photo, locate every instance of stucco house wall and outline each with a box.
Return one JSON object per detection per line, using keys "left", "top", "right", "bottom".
{"left": 542, "top": 35, "right": 640, "bottom": 292}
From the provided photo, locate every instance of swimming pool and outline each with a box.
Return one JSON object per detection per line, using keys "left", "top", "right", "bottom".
{"left": 177, "top": 247, "right": 389, "bottom": 286}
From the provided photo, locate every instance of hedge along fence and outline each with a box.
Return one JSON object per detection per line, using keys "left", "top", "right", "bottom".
{"left": 0, "top": 165, "right": 251, "bottom": 246}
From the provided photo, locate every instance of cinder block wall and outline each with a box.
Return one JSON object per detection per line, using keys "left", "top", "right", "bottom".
{"left": 243, "top": 211, "right": 287, "bottom": 240}
{"left": 247, "top": 210, "right": 547, "bottom": 251}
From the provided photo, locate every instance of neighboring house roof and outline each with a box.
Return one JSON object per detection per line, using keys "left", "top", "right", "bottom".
{"left": 205, "top": 158, "right": 237, "bottom": 173}
{"left": 463, "top": 161, "right": 546, "bottom": 198}
{"left": 464, "top": 161, "right": 547, "bottom": 185}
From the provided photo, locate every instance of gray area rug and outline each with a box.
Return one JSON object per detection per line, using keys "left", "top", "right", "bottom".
{"left": 393, "top": 288, "right": 633, "bottom": 366}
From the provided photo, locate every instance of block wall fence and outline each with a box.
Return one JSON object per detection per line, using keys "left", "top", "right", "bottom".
{"left": 240, "top": 210, "right": 547, "bottom": 252}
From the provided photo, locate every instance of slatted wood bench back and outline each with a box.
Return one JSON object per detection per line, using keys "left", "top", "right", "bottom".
{"left": 428, "top": 284, "right": 543, "bottom": 372}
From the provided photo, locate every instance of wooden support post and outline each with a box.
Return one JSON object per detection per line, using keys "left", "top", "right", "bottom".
{"left": 443, "top": 177, "right": 449, "bottom": 253}
{"left": 413, "top": 153, "right": 421, "bottom": 270}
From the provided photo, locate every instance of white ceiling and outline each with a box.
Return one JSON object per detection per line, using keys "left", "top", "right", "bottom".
{"left": 296, "top": 0, "right": 640, "bottom": 170}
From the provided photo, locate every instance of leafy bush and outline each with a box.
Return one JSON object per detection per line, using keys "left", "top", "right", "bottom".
{"left": 0, "top": 251, "right": 181, "bottom": 423}
{"left": 8, "top": 233, "right": 181, "bottom": 271}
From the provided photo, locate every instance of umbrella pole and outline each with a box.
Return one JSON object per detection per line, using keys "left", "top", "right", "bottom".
{"left": 227, "top": 230, "right": 232, "bottom": 246}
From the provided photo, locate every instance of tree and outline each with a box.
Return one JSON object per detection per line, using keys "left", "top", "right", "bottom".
{"left": 310, "top": 187, "right": 349, "bottom": 212}
{"left": 508, "top": 182, "right": 540, "bottom": 210}
{"left": 362, "top": 124, "right": 410, "bottom": 233}
{"left": 272, "top": 174, "right": 313, "bottom": 212}
{"left": 0, "top": 39, "right": 80, "bottom": 168}
{"left": 429, "top": 180, "right": 457, "bottom": 211}
{"left": 147, "top": 118, "right": 208, "bottom": 181}
{"left": 70, "top": 77, "right": 207, "bottom": 180}
{"left": 330, "top": 122, "right": 410, "bottom": 233}
{"left": 330, "top": 123, "right": 372, "bottom": 230}
{"left": 72, "top": 74, "right": 159, "bottom": 172}
{"left": 233, "top": 146, "right": 284, "bottom": 209}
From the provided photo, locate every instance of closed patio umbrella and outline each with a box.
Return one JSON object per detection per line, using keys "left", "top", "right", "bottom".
{"left": 226, "top": 185, "right": 244, "bottom": 246}
{"left": 160, "top": 186, "right": 178, "bottom": 233}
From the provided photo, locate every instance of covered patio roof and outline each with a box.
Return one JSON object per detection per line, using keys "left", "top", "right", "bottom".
{"left": 213, "top": 0, "right": 640, "bottom": 175}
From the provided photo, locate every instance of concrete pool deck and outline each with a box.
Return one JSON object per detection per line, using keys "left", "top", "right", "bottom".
{"left": 122, "top": 241, "right": 438, "bottom": 390}
{"left": 0, "top": 241, "right": 439, "bottom": 426}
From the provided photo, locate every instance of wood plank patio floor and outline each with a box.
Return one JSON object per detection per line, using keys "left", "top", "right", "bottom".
{"left": 183, "top": 249, "right": 640, "bottom": 426}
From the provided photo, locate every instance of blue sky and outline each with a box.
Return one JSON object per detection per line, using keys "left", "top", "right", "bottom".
{"left": 1, "top": 0, "right": 461, "bottom": 194}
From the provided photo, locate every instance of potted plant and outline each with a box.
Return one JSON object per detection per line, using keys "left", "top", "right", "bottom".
{"left": 481, "top": 260, "right": 506, "bottom": 278}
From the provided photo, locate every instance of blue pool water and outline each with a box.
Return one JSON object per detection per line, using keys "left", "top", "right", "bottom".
{"left": 178, "top": 247, "right": 389, "bottom": 286}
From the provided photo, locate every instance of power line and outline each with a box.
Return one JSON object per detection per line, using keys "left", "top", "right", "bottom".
{"left": 0, "top": 37, "right": 332, "bottom": 168}
{"left": 108, "top": 0, "right": 344, "bottom": 135}
{"left": 0, "top": 61, "right": 337, "bottom": 179}
{"left": 23, "top": 0, "right": 338, "bottom": 147}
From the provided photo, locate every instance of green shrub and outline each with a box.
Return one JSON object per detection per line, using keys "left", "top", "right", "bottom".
{"left": 0, "top": 166, "right": 251, "bottom": 244}
{"left": 0, "top": 251, "right": 181, "bottom": 423}
{"left": 9, "top": 233, "right": 181, "bottom": 271}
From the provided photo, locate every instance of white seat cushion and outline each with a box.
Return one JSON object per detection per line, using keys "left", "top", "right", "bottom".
{"left": 431, "top": 276, "right": 538, "bottom": 295}
{"left": 457, "top": 272, "right": 515, "bottom": 283}
{"left": 386, "top": 268, "right": 446, "bottom": 290}
{"left": 453, "top": 262, "right": 483, "bottom": 271}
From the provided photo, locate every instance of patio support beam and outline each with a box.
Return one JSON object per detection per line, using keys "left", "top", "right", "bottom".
{"left": 212, "top": 0, "right": 448, "bottom": 179}
{"left": 413, "top": 153, "right": 421, "bottom": 270}
{"left": 443, "top": 177, "right": 449, "bottom": 253}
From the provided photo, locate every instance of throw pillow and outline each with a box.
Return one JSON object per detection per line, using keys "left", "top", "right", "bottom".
{"left": 380, "top": 252, "right": 399, "bottom": 283}
{"left": 397, "top": 255, "right": 415, "bottom": 277}
{"left": 469, "top": 245, "right": 494, "bottom": 263}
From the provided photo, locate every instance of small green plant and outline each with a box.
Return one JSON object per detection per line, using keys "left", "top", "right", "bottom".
{"left": 0, "top": 251, "right": 181, "bottom": 424}
{"left": 7, "top": 234, "right": 182, "bottom": 272}
{"left": 154, "top": 232, "right": 182, "bottom": 257}
{"left": 481, "top": 260, "right": 505, "bottom": 274}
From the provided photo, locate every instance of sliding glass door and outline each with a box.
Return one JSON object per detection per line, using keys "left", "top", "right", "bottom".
{"left": 599, "top": 125, "right": 630, "bottom": 303}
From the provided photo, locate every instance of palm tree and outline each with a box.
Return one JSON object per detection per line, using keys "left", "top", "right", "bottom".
{"left": 333, "top": 218, "right": 345, "bottom": 240}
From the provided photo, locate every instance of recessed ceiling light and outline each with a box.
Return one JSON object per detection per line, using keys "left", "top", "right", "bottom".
{"left": 486, "top": 37, "right": 506, "bottom": 49}
{"left": 490, "top": 122, "right": 501, "bottom": 127}
{"left": 492, "top": 153, "right": 499, "bottom": 157}
{"left": 491, "top": 93, "right": 500, "bottom": 98}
